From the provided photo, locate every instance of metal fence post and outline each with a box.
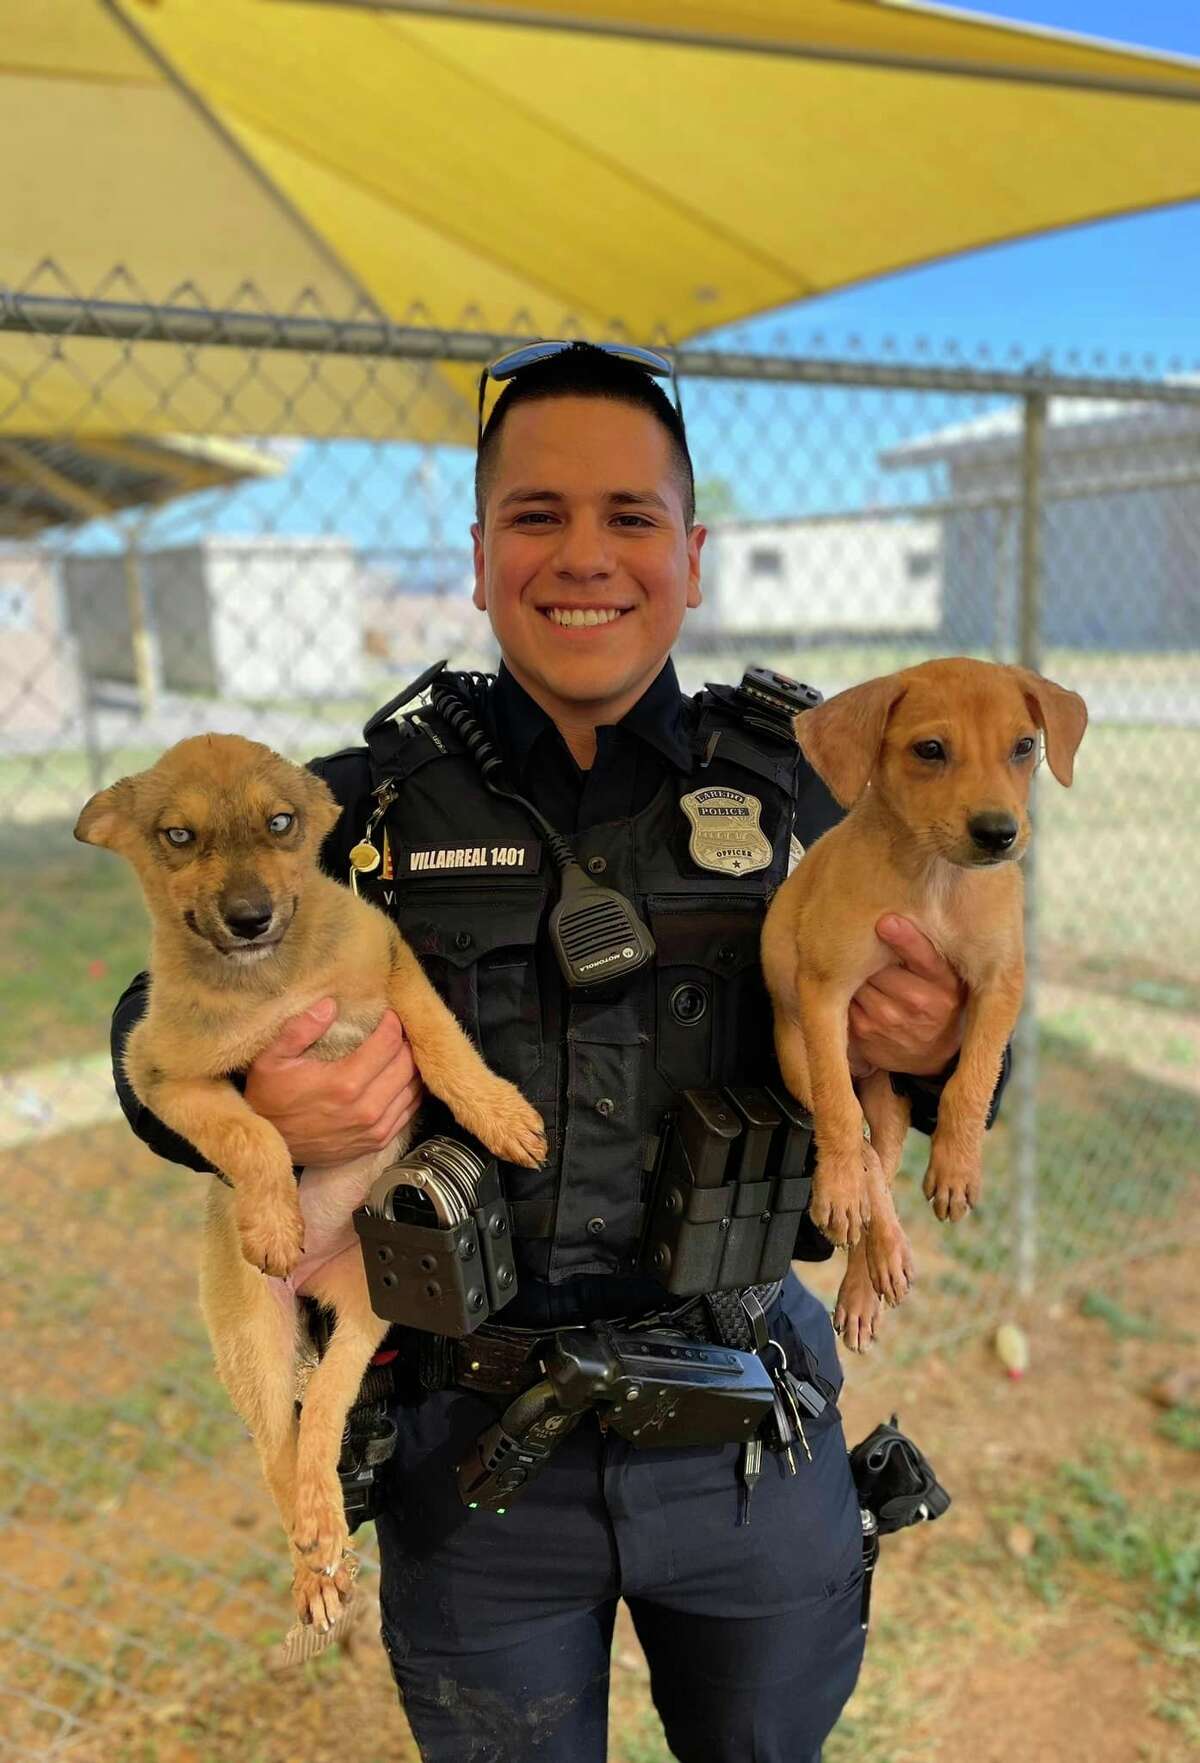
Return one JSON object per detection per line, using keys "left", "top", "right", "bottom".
{"left": 1014, "top": 390, "right": 1047, "bottom": 1298}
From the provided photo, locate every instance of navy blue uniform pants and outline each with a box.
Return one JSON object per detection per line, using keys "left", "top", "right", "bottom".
{"left": 375, "top": 1277, "right": 866, "bottom": 1762}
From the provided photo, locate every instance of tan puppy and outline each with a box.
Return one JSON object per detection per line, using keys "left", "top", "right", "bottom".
{"left": 76, "top": 734, "right": 546, "bottom": 1636}
{"left": 761, "top": 658, "right": 1086, "bottom": 1349}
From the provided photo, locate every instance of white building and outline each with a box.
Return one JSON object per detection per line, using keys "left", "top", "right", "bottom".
{"left": 696, "top": 515, "right": 941, "bottom": 641}
{"left": 64, "top": 536, "right": 365, "bottom": 701}
{"left": 881, "top": 396, "right": 1200, "bottom": 651}
{"left": 0, "top": 550, "right": 83, "bottom": 743}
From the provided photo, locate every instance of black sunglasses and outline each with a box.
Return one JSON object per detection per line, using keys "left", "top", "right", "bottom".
{"left": 476, "top": 339, "right": 682, "bottom": 446}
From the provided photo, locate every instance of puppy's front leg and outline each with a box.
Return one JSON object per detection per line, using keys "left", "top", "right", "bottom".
{"left": 923, "top": 970, "right": 1023, "bottom": 1223}
{"left": 384, "top": 933, "right": 547, "bottom": 1168}
{"left": 795, "top": 977, "right": 872, "bottom": 1246}
{"left": 128, "top": 1037, "right": 303, "bottom": 1275}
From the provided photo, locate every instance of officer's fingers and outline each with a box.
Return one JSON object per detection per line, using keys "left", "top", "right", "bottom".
{"left": 846, "top": 1013, "right": 878, "bottom": 1080}
{"left": 255, "top": 998, "right": 338, "bottom": 1065}
{"left": 874, "top": 915, "right": 952, "bottom": 983}
{"left": 862, "top": 964, "right": 954, "bottom": 1017}
{"left": 327, "top": 1011, "right": 410, "bottom": 1100}
{"left": 365, "top": 1077, "right": 426, "bottom": 1151}
{"left": 346, "top": 1046, "right": 420, "bottom": 1133}
{"left": 850, "top": 981, "right": 906, "bottom": 1035}
{"left": 243, "top": 1054, "right": 329, "bottom": 1130}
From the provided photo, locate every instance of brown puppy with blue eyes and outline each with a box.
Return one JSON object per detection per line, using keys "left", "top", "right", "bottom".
{"left": 761, "top": 658, "right": 1087, "bottom": 1350}
{"left": 76, "top": 734, "right": 546, "bottom": 1646}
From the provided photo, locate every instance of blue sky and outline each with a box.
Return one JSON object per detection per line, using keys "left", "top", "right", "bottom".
{"left": 740, "top": 2, "right": 1200, "bottom": 363}
{"left": 147, "top": 2, "right": 1200, "bottom": 554}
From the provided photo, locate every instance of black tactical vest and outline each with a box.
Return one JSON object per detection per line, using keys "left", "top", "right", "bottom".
{"left": 350, "top": 674, "right": 831, "bottom": 1288}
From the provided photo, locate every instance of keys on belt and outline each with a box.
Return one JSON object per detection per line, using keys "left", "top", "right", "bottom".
{"left": 736, "top": 1287, "right": 831, "bottom": 1524}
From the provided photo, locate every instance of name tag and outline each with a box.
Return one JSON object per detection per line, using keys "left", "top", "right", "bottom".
{"left": 396, "top": 840, "right": 542, "bottom": 877}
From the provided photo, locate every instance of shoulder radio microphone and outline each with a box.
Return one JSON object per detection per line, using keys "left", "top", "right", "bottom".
{"left": 430, "top": 671, "right": 656, "bottom": 989}
{"left": 359, "top": 664, "right": 654, "bottom": 988}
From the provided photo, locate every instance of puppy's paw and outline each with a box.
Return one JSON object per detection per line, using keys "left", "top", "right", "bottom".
{"left": 236, "top": 1198, "right": 305, "bottom": 1279}
{"left": 291, "top": 1555, "right": 356, "bottom": 1632}
{"left": 833, "top": 1261, "right": 883, "bottom": 1354}
{"left": 922, "top": 1152, "right": 982, "bottom": 1224}
{"left": 477, "top": 1084, "right": 547, "bottom": 1169}
{"left": 865, "top": 1215, "right": 915, "bottom": 1308}
{"left": 810, "top": 1157, "right": 872, "bottom": 1247}
{"left": 291, "top": 1490, "right": 350, "bottom": 1583}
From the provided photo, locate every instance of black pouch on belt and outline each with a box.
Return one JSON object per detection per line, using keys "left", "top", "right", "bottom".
{"left": 849, "top": 1414, "right": 951, "bottom": 1534}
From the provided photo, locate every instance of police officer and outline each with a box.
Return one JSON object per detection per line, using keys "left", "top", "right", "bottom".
{"left": 112, "top": 343, "right": 993, "bottom": 1763}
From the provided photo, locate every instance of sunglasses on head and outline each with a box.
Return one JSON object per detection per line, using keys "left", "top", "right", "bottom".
{"left": 476, "top": 339, "right": 681, "bottom": 445}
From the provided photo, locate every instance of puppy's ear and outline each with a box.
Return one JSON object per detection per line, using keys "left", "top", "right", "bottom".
{"left": 1010, "top": 668, "right": 1088, "bottom": 786}
{"left": 74, "top": 777, "right": 138, "bottom": 849}
{"left": 795, "top": 676, "right": 908, "bottom": 807}
{"left": 299, "top": 767, "right": 343, "bottom": 842}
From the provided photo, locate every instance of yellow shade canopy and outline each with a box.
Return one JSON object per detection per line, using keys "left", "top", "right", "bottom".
{"left": 4, "top": 0, "right": 1199, "bottom": 439}
{"left": 0, "top": 435, "right": 282, "bottom": 537}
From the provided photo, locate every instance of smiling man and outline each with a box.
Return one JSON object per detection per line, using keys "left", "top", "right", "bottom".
{"left": 110, "top": 342, "right": 981, "bottom": 1763}
{"left": 471, "top": 385, "right": 704, "bottom": 763}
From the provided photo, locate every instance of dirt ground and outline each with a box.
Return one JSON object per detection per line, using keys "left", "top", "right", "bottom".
{"left": 4, "top": 1125, "right": 1198, "bottom": 1763}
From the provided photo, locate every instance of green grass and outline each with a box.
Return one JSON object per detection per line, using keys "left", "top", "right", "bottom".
{"left": 0, "top": 816, "right": 150, "bottom": 1071}
{"left": 684, "top": 644, "right": 1200, "bottom": 694}
{"left": 0, "top": 744, "right": 163, "bottom": 824}
{"left": 1158, "top": 1409, "right": 1200, "bottom": 1454}
{"left": 1036, "top": 724, "right": 1200, "bottom": 981}
{"left": 895, "top": 1022, "right": 1200, "bottom": 1287}
{"left": 991, "top": 1452, "right": 1200, "bottom": 1658}
{"left": 1078, "top": 1290, "right": 1164, "bottom": 1340}
{"left": 979, "top": 1445, "right": 1198, "bottom": 1650}
{"left": 614, "top": 1712, "right": 672, "bottom": 1763}
{"left": 2, "top": 1358, "right": 241, "bottom": 1514}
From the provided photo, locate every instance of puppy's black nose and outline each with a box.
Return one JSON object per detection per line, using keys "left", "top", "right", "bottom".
{"left": 224, "top": 903, "right": 273, "bottom": 940}
{"left": 968, "top": 812, "right": 1019, "bottom": 856}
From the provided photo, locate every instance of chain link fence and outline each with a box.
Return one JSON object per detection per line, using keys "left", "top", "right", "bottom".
{"left": 2, "top": 266, "right": 1198, "bottom": 1756}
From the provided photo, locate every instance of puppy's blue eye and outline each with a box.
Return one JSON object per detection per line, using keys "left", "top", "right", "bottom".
{"left": 268, "top": 812, "right": 294, "bottom": 835}
{"left": 163, "top": 827, "right": 193, "bottom": 846}
{"left": 1012, "top": 736, "right": 1036, "bottom": 760}
{"left": 912, "top": 740, "right": 946, "bottom": 762}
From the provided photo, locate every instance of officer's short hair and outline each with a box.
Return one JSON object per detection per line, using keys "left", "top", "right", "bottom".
{"left": 475, "top": 344, "right": 696, "bottom": 529}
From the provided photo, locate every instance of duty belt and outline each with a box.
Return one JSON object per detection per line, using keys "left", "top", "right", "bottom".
{"left": 450, "top": 1282, "right": 783, "bottom": 1396}
{"left": 453, "top": 1280, "right": 846, "bottom": 1516}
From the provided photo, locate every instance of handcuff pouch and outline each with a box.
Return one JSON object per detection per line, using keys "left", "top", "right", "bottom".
{"left": 354, "top": 1145, "right": 518, "bottom": 1337}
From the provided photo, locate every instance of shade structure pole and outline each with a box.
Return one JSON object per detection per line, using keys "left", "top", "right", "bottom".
{"left": 122, "top": 520, "right": 156, "bottom": 716}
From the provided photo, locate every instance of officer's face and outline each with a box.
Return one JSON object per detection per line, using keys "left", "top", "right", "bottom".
{"left": 472, "top": 397, "right": 705, "bottom": 724}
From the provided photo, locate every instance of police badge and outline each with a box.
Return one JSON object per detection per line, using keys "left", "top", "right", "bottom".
{"left": 680, "top": 787, "right": 773, "bottom": 877}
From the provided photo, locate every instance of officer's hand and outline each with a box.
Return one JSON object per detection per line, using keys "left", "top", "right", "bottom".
{"left": 243, "top": 1000, "right": 425, "bottom": 1167}
{"left": 846, "top": 915, "right": 965, "bottom": 1080}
